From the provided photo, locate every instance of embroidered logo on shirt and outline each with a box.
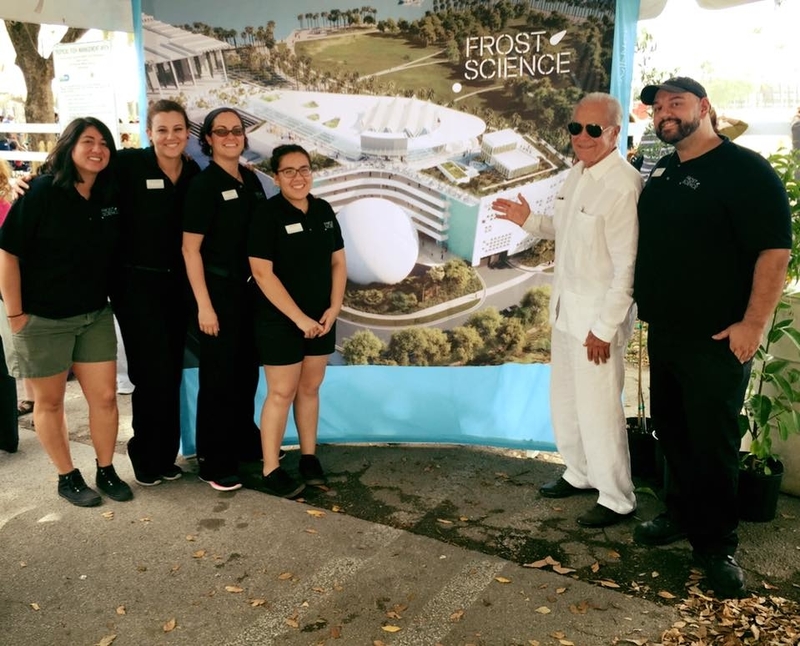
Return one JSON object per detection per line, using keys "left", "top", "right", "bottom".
{"left": 323, "top": 220, "right": 334, "bottom": 230}
{"left": 679, "top": 176, "right": 700, "bottom": 190}
{"left": 100, "top": 206, "right": 119, "bottom": 219}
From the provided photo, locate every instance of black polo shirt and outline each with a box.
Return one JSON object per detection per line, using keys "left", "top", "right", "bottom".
{"left": 183, "top": 161, "right": 266, "bottom": 280}
{"left": 0, "top": 175, "right": 121, "bottom": 318}
{"left": 116, "top": 147, "right": 200, "bottom": 271}
{"left": 634, "top": 139, "right": 792, "bottom": 336}
{"left": 249, "top": 193, "right": 344, "bottom": 321}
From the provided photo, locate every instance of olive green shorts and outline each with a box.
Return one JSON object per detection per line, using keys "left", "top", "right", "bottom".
{"left": 0, "top": 304, "right": 116, "bottom": 379}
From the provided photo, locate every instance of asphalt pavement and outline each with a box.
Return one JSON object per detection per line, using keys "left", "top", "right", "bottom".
{"left": 2, "top": 384, "right": 799, "bottom": 646}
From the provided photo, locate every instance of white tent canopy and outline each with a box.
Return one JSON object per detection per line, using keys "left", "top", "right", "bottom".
{"left": 0, "top": 1, "right": 770, "bottom": 32}
{"left": 639, "top": 0, "right": 764, "bottom": 19}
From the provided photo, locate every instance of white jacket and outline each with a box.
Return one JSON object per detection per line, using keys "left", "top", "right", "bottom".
{"left": 523, "top": 151, "right": 642, "bottom": 345}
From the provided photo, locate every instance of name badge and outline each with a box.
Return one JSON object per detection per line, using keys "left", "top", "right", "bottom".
{"left": 285, "top": 222, "right": 303, "bottom": 234}
{"left": 222, "top": 189, "right": 238, "bottom": 201}
{"left": 652, "top": 168, "right": 666, "bottom": 178}
{"left": 146, "top": 178, "right": 165, "bottom": 189}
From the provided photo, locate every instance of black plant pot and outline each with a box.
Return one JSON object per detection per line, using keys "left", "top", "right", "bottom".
{"left": 626, "top": 417, "right": 661, "bottom": 482}
{"left": 738, "top": 455, "right": 784, "bottom": 522}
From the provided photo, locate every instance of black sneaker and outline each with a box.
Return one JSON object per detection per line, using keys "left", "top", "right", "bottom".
{"left": 161, "top": 465, "right": 183, "bottom": 481}
{"left": 58, "top": 469, "right": 102, "bottom": 507}
{"left": 262, "top": 467, "right": 305, "bottom": 498}
{"left": 95, "top": 462, "right": 134, "bottom": 501}
{"left": 133, "top": 470, "right": 163, "bottom": 487}
{"left": 299, "top": 454, "right": 326, "bottom": 486}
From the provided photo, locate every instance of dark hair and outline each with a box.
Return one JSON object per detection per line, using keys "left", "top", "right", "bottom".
{"left": 146, "top": 99, "right": 190, "bottom": 130}
{"left": 40, "top": 117, "right": 117, "bottom": 197}
{"left": 198, "top": 107, "right": 248, "bottom": 157}
{"left": 269, "top": 144, "right": 311, "bottom": 174}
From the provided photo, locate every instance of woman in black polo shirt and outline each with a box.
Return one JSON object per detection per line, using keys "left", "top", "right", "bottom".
{"left": 0, "top": 117, "right": 133, "bottom": 507}
{"left": 182, "top": 107, "right": 264, "bottom": 492}
{"left": 249, "top": 144, "right": 346, "bottom": 498}
{"left": 112, "top": 100, "right": 201, "bottom": 487}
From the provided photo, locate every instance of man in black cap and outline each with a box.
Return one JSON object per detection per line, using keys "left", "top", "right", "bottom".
{"left": 633, "top": 77, "right": 792, "bottom": 598}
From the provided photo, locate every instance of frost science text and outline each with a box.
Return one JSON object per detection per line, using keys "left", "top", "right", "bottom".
{"left": 463, "top": 32, "right": 572, "bottom": 80}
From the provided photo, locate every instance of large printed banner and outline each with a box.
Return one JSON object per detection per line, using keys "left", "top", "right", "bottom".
{"left": 140, "top": 0, "right": 639, "bottom": 454}
{"left": 1, "top": 1, "right": 639, "bottom": 452}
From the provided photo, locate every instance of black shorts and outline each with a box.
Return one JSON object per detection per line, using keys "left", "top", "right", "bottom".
{"left": 254, "top": 317, "right": 336, "bottom": 366}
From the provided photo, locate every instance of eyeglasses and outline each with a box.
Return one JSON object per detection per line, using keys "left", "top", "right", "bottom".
{"left": 567, "top": 122, "right": 614, "bottom": 138}
{"left": 276, "top": 166, "right": 312, "bottom": 178}
{"left": 210, "top": 126, "right": 245, "bottom": 137}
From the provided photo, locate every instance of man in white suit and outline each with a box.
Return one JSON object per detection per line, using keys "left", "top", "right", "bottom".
{"left": 492, "top": 92, "right": 642, "bottom": 527}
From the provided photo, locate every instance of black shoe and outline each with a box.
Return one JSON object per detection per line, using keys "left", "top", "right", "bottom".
{"left": 576, "top": 503, "right": 634, "bottom": 528}
{"left": 694, "top": 553, "right": 747, "bottom": 598}
{"left": 634, "top": 513, "right": 687, "bottom": 546}
{"left": 58, "top": 469, "right": 102, "bottom": 507}
{"left": 262, "top": 467, "right": 305, "bottom": 498}
{"left": 539, "top": 477, "right": 594, "bottom": 499}
{"left": 279, "top": 449, "right": 286, "bottom": 461}
{"left": 299, "top": 454, "right": 326, "bottom": 486}
{"left": 95, "top": 462, "right": 134, "bottom": 501}
{"left": 133, "top": 470, "right": 162, "bottom": 487}
{"left": 161, "top": 465, "right": 183, "bottom": 481}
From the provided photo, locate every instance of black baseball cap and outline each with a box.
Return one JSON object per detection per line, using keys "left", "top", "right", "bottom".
{"left": 640, "top": 77, "right": 707, "bottom": 105}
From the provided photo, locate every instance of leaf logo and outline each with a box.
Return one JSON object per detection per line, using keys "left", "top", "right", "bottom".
{"left": 550, "top": 30, "right": 567, "bottom": 45}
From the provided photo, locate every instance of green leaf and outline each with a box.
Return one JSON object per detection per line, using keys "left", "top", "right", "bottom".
{"left": 772, "top": 373, "right": 797, "bottom": 403}
{"left": 781, "top": 326, "right": 800, "bottom": 351}
{"left": 750, "top": 394, "right": 772, "bottom": 428}
{"left": 763, "top": 359, "right": 790, "bottom": 375}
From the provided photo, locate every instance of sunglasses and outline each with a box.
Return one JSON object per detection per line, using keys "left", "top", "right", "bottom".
{"left": 567, "top": 122, "right": 613, "bottom": 138}
{"left": 276, "top": 166, "right": 312, "bottom": 178}
{"left": 210, "top": 126, "right": 245, "bottom": 137}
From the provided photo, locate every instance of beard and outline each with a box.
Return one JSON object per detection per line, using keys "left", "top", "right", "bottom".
{"left": 656, "top": 116, "right": 700, "bottom": 144}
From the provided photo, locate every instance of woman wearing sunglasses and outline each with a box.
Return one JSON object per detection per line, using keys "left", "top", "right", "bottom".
{"left": 248, "top": 144, "right": 346, "bottom": 498}
{"left": 182, "top": 107, "right": 265, "bottom": 491}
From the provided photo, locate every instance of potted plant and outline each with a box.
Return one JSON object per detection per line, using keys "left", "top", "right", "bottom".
{"left": 738, "top": 296, "right": 800, "bottom": 521}
{"left": 626, "top": 320, "right": 661, "bottom": 483}
{"left": 737, "top": 148, "right": 800, "bottom": 521}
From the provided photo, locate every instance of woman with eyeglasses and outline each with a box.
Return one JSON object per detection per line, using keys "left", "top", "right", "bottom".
{"left": 0, "top": 117, "right": 133, "bottom": 507}
{"left": 248, "top": 144, "right": 346, "bottom": 498}
{"left": 182, "top": 107, "right": 265, "bottom": 491}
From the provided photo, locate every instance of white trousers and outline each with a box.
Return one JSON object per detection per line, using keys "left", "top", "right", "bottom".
{"left": 549, "top": 327, "right": 636, "bottom": 514}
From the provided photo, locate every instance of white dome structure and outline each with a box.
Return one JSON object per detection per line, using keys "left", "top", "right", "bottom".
{"left": 337, "top": 198, "right": 419, "bottom": 285}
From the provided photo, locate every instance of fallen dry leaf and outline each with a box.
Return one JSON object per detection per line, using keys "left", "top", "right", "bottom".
{"left": 163, "top": 618, "right": 176, "bottom": 633}
{"left": 373, "top": 641, "right": 387, "bottom": 646}
{"left": 192, "top": 550, "right": 206, "bottom": 559}
{"left": 608, "top": 550, "right": 621, "bottom": 559}
{"left": 386, "top": 611, "right": 402, "bottom": 619}
{"left": 553, "top": 565, "right": 576, "bottom": 575}
{"left": 250, "top": 599, "right": 267, "bottom": 607}
{"left": 331, "top": 505, "right": 343, "bottom": 513}
{"left": 30, "top": 603, "right": 40, "bottom": 611}
{"left": 306, "top": 509, "right": 326, "bottom": 518}
{"left": 436, "top": 518, "right": 453, "bottom": 525}
{"left": 278, "top": 572, "right": 293, "bottom": 580}
{"left": 96, "top": 635, "right": 116, "bottom": 646}
{"left": 534, "top": 606, "right": 551, "bottom": 614}
{"left": 762, "top": 581, "right": 779, "bottom": 590}
{"left": 495, "top": 576, "right": 512, "bottom": 584}
{"left": 555, "top": 587, "right": 566, "bottom": 594}
{"left": 330, "top": 625, "right": 342, "bottom": 638}
{"left": 551, "top": 632, "right": 566, "bottom": 639}
{"left": 459, "top": 516, "right": 469, "bottom": 522}
{"left": 381, "top": 625, "right": 402, "bottom": 633}
{"left": 101, "top": 511, "right": 114, "bottom": 519}
{"left": 185, "top": 534, "right": 196, "bottom": 541}
{"left": 528, "top": 641, "right": 540, "bottom": 646}
{"left": 651, "top": 571, "right": 660, "bottom": 578}
{"left": 139, "top": 517, "right": 151, "bottom": 523}
{"left": 225, "top": 585, "right": 244, "bottom": 593}
{"left": 598, "top": 580, "right": 620, "bottom": 588}
{"left": 116, "top": 605, "right": 126, "bottom": 615}
{"left": 657, "top": 590, "right": 676, "bottom": 599}
{"left": 312, "top": 586, "right": 326, "bottom": 593}
{"left": 559, "top": 641, "right": 575, "bottom": 646}
{"left": 450, "top": 609, "right": 464, "bottom": 622}
{"left": 19, "top": 561, "right": 26, "bottom": 567}
{"left": 304, "top": 528, "right": 318, "bottom": 534}
{"left": 591, "top": 562, "right": 601, "bottom": 573}
{"left": 285, "top": 617, "right": 299, "bottom": 629}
